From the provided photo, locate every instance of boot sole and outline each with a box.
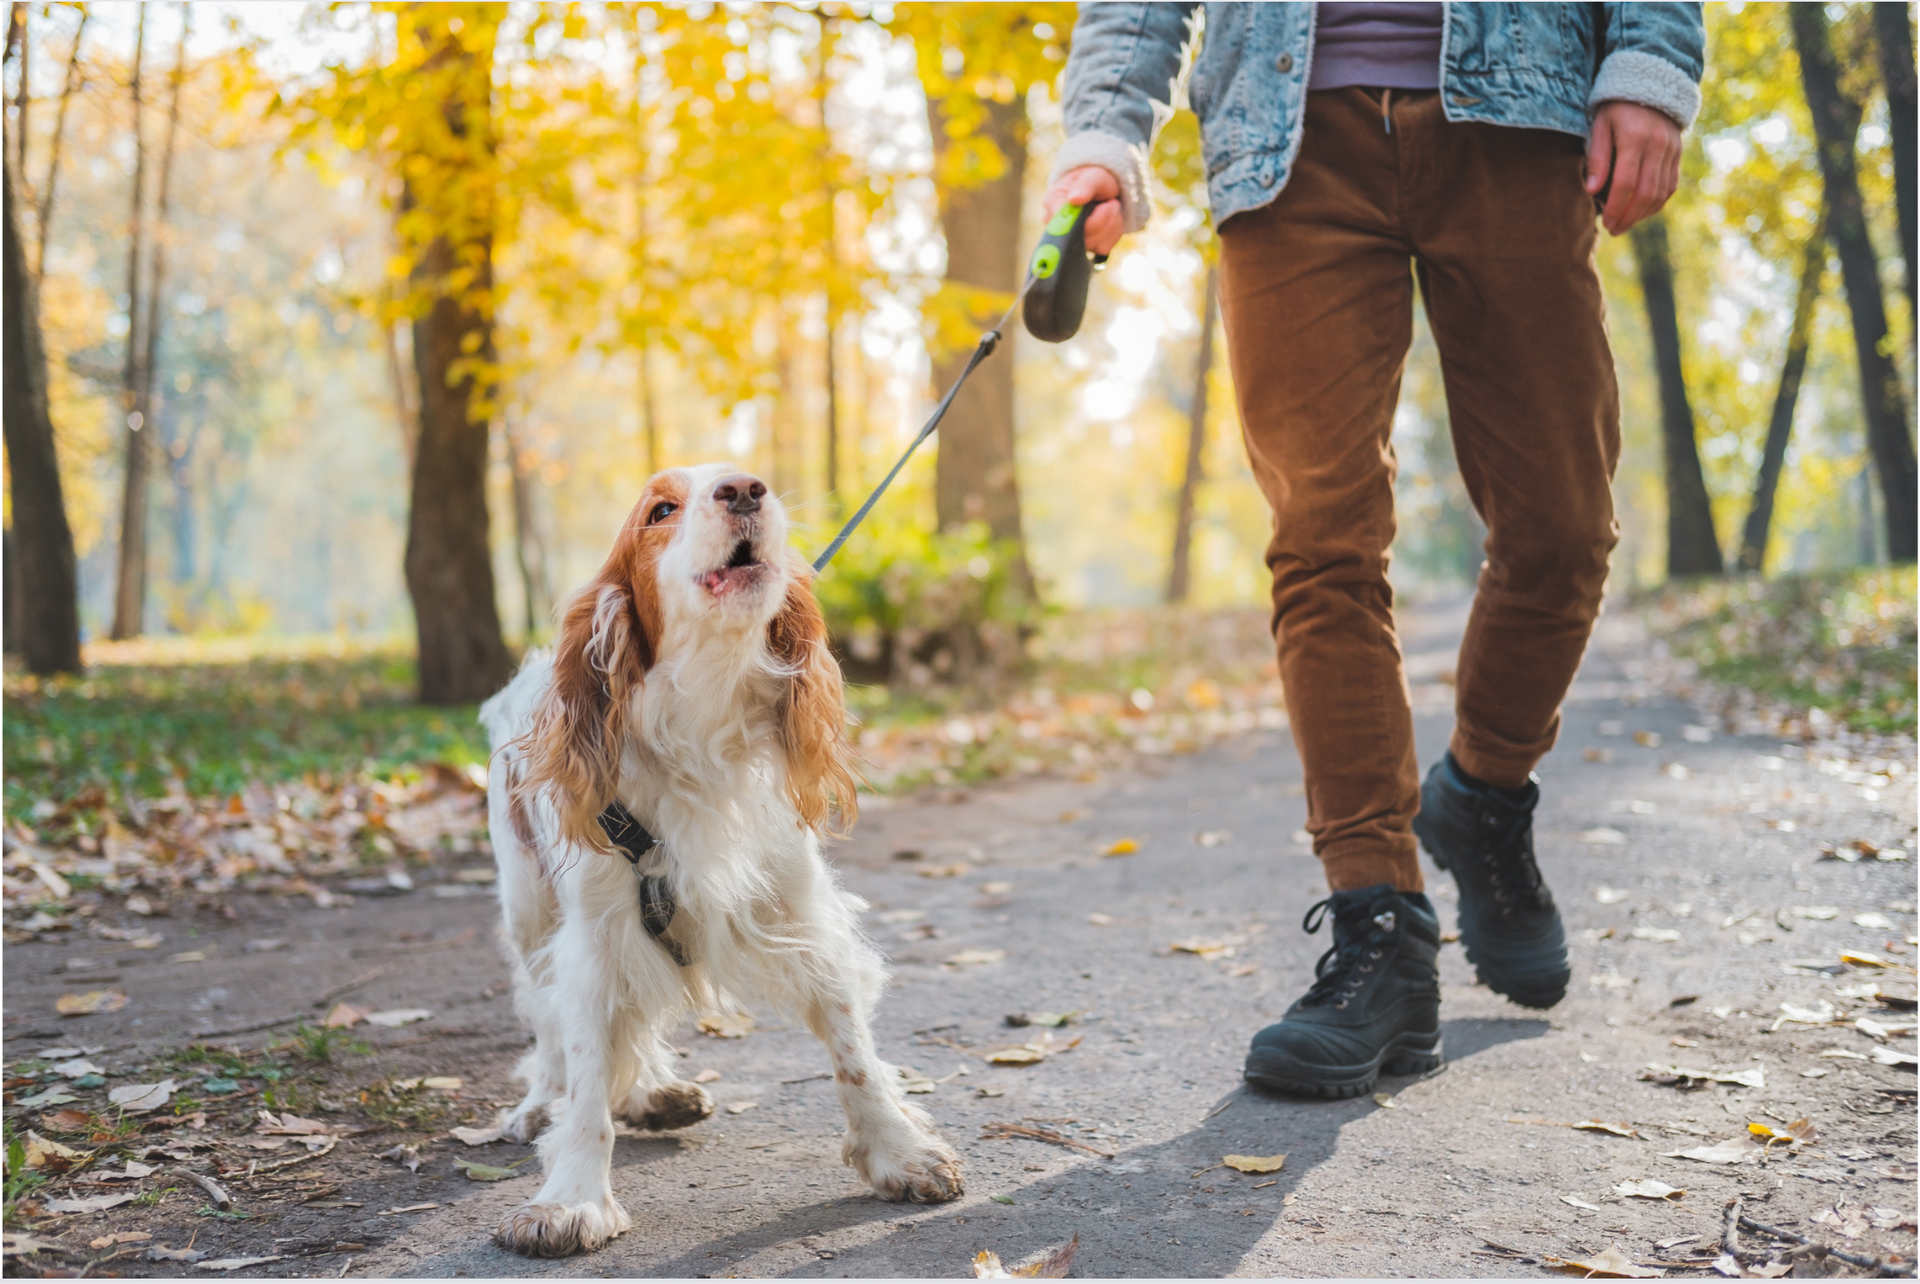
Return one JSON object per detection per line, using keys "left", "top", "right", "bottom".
{"left": 1417, "top": 816, "right": 1570, "bottom": 1011}
{"left": 1243, "top": 1029, "right": 1443, "bottom": 1099}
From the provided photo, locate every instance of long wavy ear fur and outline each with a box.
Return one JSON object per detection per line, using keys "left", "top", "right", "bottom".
{"left": 520, "top": 575, "right": 655, "bottom": 851}
{"left": 769, "top": 555, "right": 859, "bottom": 834}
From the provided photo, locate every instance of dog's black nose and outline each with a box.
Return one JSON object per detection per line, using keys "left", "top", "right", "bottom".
{"left": 713, "top": 475, "right": 766, "bottom": 516}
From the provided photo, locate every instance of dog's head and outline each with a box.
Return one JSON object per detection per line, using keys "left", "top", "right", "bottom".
{"left": 519, "top": 464, "right": 856, "bottom": 848}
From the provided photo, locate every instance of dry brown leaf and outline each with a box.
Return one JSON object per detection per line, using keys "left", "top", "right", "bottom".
{"left": 1543, "top": 1244, "right": 1664, "bottom": 1278}
{"left": 20, "top": 1132, "right": 85, "bottom": 1171}
{"left": 1810, "top": 1206, "right": 1869, "bottom": 1239}
{"left": 1574, "top": 1121, "right": 1640, "bottom": 1138}
{"left": 1223, "top": 1154, "right": 1285, "bottom": 1174}
{"left": 55, "top": 989, "right": 128, "bottom": 1016}
{"left": 1662, "top": 1135, "right": 1760, "bottom": 1164}
{"left": 696, "top": 1013, "right": 754, "bottom": 1039}
{"left": 693, "top": 1068, "right": 722, "bottom": 1083}
{"left": 1613, "top": 1178, "right": 1685, "bottom": 1200}
{"left": 918, "top": 862, "right": 972, "bottom": 879}
{"left": 381, "top": 1144, "right": 422, "bottom": 1172}
{"left": 946, "top": 948, "right": 1008, "bottom": 967}
{"left": 1372, "top": 1093, "right": 1397, "bottom": 1108}
{"left": 724, "top": 1101, "right": 758, "bottom": 1115}
{"left": 323, "top": 1003, "right": 368, "bottom": 1029}
{"left": 255, "top": 1110, "right": 331, "bottom": 1135}
{"left": 1170, "top": 939, "right": 1233, "bottom": 959}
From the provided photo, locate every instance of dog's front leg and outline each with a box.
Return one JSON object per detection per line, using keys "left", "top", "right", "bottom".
{"left": 802, "top": 944, "right": 964, "bottom": 1204}
{"left": 493, "top": 929, "right": 634, "bottom": 1257}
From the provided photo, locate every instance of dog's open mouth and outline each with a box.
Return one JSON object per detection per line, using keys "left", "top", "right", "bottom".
{"left": 699, "top": 539, "right": 767, "bottom": 595}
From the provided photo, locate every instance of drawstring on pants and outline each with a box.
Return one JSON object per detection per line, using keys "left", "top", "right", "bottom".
{"left": 1382, "top": 87, "right": 1393, "bottom": 134}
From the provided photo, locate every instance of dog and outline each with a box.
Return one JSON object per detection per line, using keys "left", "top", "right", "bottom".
{"left": 477, "top": 464, "right": 964, "bottom": 1257}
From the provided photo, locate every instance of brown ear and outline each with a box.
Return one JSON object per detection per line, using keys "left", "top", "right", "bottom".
{"left": 769, "top": 556, "right": 859, "bottom": 834}
{"left": 519, "top": 575, "right": 655, "bottom": 850}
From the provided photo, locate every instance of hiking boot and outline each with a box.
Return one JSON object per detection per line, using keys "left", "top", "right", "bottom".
{"left": 1412, "top": 752, "right": 1570, "bottom": 1009}
{"left": 1244, "top": 885, "right": 1443, "bottom": 1097}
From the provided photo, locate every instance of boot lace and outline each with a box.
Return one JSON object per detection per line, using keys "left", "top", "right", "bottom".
{"left": 1298, "top": 897, "right": 1399, "bottom": 1010}
{"left": 1478, "top": 806, "right": 1550, "bottom": 917}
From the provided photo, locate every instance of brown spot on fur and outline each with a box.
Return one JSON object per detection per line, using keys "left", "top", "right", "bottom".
{"left": 835, "top": 1068, "right": 866, "bottom": 1087}
{"left": 767, "top": 564, "right": 860, "bottom": 835}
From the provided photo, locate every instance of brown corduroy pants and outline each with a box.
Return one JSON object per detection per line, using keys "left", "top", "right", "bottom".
{"left": 1217, "top": 88, "right": 1622, "bottom": 894}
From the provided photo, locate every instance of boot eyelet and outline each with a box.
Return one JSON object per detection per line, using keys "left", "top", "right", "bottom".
{"left": 1334, "top": 1000, "right": 1348, "bottom": 1009}
{"left": 1360, "top": 963, "right": 1372, "bottom": 972}
{"left": 1368, "top": 949, "right": 1382, "bottom": 959}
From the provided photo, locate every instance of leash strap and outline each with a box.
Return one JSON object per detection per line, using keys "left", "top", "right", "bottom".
{"left": 597, "top": 802, "right": 690, "bottom": 967}
{"left": 811, "top": 279, "right": 1033, "bottom": 573}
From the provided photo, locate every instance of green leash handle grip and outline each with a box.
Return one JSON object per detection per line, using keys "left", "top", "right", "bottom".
{"left": 1022, "top": 199, "right": 1109, "bottom": 343}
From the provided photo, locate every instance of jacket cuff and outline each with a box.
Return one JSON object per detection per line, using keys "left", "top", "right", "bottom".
{"left": 1589, "top": 49, "right": 1701, "bottom": 130}
{"left": 1049, "top": 130, "right": 1152, "bottom": 234}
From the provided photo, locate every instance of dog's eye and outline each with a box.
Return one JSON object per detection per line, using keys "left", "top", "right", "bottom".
{"left": 647, "top": 502, "right": 679, "bottom": 525}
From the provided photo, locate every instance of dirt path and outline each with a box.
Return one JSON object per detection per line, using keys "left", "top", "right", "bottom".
{"left": 5, "top": 602, "right": 1915, "bottom": 1278}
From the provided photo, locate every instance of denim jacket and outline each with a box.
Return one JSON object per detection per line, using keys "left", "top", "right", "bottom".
{"left": 1053, "top": 3, "right": 1706, "bottom": 232}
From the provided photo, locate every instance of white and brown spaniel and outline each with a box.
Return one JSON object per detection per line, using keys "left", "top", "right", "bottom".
{"left": 478, "top": 464, "right": 963, "bottom": 1257}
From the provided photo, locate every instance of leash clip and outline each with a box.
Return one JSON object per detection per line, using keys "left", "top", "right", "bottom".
{"left": 597, "top": 802, "right": 691, "bottom": 967}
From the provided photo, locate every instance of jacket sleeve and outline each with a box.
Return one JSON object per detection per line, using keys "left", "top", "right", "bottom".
{"left": 1051, "top": 3, "right": 1199, "bottom": 233}
{"left": 1589, "top": 3, "right": 1706, "bottom": 130}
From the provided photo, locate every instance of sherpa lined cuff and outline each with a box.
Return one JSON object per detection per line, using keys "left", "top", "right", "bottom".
{"left": 1588, "top": 49, "right": 1701, "bottom": 130}
{"left": 1049, "top": 130, "right": 1153, "bottom": 234}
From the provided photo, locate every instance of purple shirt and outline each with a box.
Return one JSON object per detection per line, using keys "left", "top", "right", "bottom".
{"left": 1309, "top": 3, "right": 1445, "bottom": 91}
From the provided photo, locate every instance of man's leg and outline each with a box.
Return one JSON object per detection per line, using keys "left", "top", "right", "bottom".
{"left": 1397, "top": 94, "right": 1622, "bottom": 1009}
{"left": 1220, "top": 88, "right": 1441, "bottom": 1097}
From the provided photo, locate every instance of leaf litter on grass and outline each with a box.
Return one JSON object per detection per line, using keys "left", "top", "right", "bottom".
{"left": 971, "top": 1234, "right": 1078, "bottom": 1279}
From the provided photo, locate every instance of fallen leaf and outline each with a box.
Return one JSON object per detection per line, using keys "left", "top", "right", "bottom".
{"left": 454, "top": 1157, "right": 530, "bottom": 1181}
{"left": 1544, "top": 1244, "right": 1664, "bottom": 1278}
{"left": 146, "top": 1243, "right": 207, "bottom": 1262}
{"left": 323, "top": 1003, "right": 368, "bottom": 1029}
{"left": 1102, "top": 839, "right": 1139, "bottom": 857}
{"left": 918, "top": 862, "right": 972, "bottom": 879}
{"left": 1561, "top": 1195, "right": 1603, "bottom": 1211}
{"left": 14, "top": 1087, "right": 77, "bottom": 1109}
{"left": 984, "top": 1046, "right": 1047, "bottom": 1066}
{"left": 1196, "top": 831, "right": 1232, "bottom": 848}
{"left": 39, "top": 1109, "right": 92, "bottom": 1132}
{"left": 945, "top": 948, "right": 1007, "bottom": 967}
{"left": 1870, "top": 1046, "right": 1918, "bottom": 1067}
{"left": 971, "top": 1234, "right": 1078, "bottom": 1279}
{"left": 1223, "top": 1154, "right": 1285, "bottom": 1174}
{"left": 107, "top": 1079, "right": 178, "bottom": 1113}
{"left": 1810, "top": 1206, "right": 1869, "bottom": 1239}
{"left": 55, "top": 989, "right": 128, "bottom": 1016}
{"left": 1747, "top": 1117, "right": 1816, "bottom": 1147}
{"left": 421, "top": 1076, "right": 462, "bottom": 1090}
{"left": 1594, "top": 887, "right": 1631, "bottom": 905}
{"left": 696, "top": 1013, "right": 754, "bottom": 1039}
{"left": 198, "top": 1255, "right": 287, "bottom": 1271}
{"left": 1613, "top": 1178, "right": 1685, "bottom": 1200}
{"left": 694, "top": 1068, "right": 722, "bottom": 1083}
{"left": 381, "top": 1144, "right": 422, "bottom": 1172}
{"left": 20, "top": 1132, "right": 86, "bottom": 1171}
{"left": 364, "top": 1008, "right": 433, "bottom": 1027}
{"left": 52, "top": 1058, "right": 105, "bottom": 1080}
{"left": 1800, "top": 1067, "right": 1830, "bottom": 1078}
{"left": 1574, "top": 1121, "right": 1640, "bottom": 1138}
{"left": 1789, "top": 906, "right": 1839, "bottom": 921}
{"left": 976, "top": 1086, "right": 1005, "bottom": 1098}
{"left": 254, "top": 1111, "right": 331, "bottom": 1135}
{"left": 449, "top": 1124, "right": 506, "bottom": 1146}
{"left": 725, "top": 1101, "right": 758, "bottom": 1115}
{"left": 1840, "top": 949, "right": 1890, "bottom": 967}
{"left": 1818, "top": 1047, "right": 1869, "bottom": 1060}
{"left": 169, "top": 950, "right": 207, "bottom": 963}
{"left": 1086, "top": 912, "right": 1114, "bottom": 926}
{"left": 1371, "top": 1093, "right": 1397, "bottom": 1109}
{"left": 97, "top": 1159, "right": 157, "bottom": 1181}
{"left": 1629, "top": 927, "right": 1681, "bottom": 943}
{"left": 1653, "top": 1235, "right": 1699, "bottom": 1251}
{"left": 88, "top": 1232, "right": 152, "bottom": 1249}
{"left": 1584, "top": 747, "right": 1613, "bottom": 763}
{"left": 1853, "top": 912, "right": 1897, "bottom": 929}
{"left": 42, "top": 1192, "right": 139, "bottom": 1215}
{"left": 1866, "top": 1206, "right": 1918, "bottom": 1231}
{"left": 378, "top": 1203, "right": 440, "bottom": 1215}
{"left": 980, "top": 881, "right": 1013, "bottom": 895}
{"left": 1744, "top": 1263, "right": 1791, "bottom": 1278}
{"left": 1633, "top": 730, "right": 1662, "bottom": 747}
{"left": 1170, "top": 938, "right": 1233, "bottom": 959}
{"left": 1663, "top": 1135, "right": 1760, "bottom": 1164}
{"left": 1582, "top": 828, "right": 1629, "bottom": 846}
{"left": 1640, "top": 1064, "right": 1765, "bottom": 1089}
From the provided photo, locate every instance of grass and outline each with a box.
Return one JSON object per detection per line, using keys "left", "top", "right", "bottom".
{"left": 4, "top": 638, "right": 489, "bottom": 822}
{"left": 1641, "top": 566, "right": 1917, "bottom": 736}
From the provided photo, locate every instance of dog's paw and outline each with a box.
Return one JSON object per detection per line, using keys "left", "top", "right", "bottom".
{"left": 848, "top": 1132, "right": 965, "bottom": 1204}
{"left": 617, "top": 1081, "right": 715, "bottom": 1132}
{"left": 498, "top": 1105, "right": 550, "bottom": 1145}
{"left": 492, "top": 1196, "right": 629, "bottom": 1257}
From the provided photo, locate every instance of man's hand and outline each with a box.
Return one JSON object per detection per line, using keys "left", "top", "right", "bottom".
{"left": 1585, "top": 101, "right": 1683, "bottom": 236}
{"left": 1042, "top": 166, "right": 1125, "bottom": 257}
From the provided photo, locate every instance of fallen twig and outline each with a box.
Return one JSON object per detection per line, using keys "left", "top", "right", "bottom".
{"left": 312, "top": 968, "right": 387, "bottom": 1008}
{"left": 184, "top": 1171, "right": 233, "bottom": 1209}
{"left": 189, "top": 1014, "right": 307, "bottom": 1040}
{"left": 1737, "top": 1212, "right": 1915, "bottom": 1277}
{"left": 979, "top": 1121, "right": 1114, "bottom": 1159}
{"left": 1722, "top": 1197, "right": 1744, "bottom": 1260}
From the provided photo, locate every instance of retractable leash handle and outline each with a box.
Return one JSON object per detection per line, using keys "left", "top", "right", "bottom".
{"left": 810, "top": 200, "right": 1110, "bottom": 572}
{"left": 1022, "top": 199, "right": 1110, "bottom": 344}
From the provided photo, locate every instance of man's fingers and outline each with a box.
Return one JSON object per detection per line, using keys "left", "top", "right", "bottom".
{"left": 1085, "top": 202, "right": 1123, "bottom": 257}
{"left": 1585, "top": 112, "right": 1613, "bottom": 195}
{"left": 1601, "top": 137, "right": 1647, "bottom": 234}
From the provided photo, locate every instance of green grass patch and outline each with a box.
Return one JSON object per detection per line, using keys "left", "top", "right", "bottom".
{"left": 1643, "top": 567, "right": 1917, "bottom": 735}
{"left": 4, "top": 641, "right": 489, "bottom": 823}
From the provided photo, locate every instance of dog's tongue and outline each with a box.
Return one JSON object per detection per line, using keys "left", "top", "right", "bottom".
{"left": 701, "top": 569, "right": 727, "bottom": 593}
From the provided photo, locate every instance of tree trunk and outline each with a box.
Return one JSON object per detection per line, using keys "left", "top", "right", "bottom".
{"left": 1738, "top": 211, "right": 1826, "bottom": 574}
{"left": 8, "top": 3, "right": 27, "bottom": 190}
{"left": 3, "top": 136, "right": 83, "bottom": 673}
{"left": 34, "top": 6, "right": 87, "bottom": 282}
{"left": 506, "top": 416, "right": 551, "bottom": 640}
{"left": 1794, "top": 4, "right": 1919, "bottom": 563}
{"left": 1630, "top": 216, "right": 1723, "bottom": 578}
{"left": 927, "top": 94, "right": 1031, "bottom": 590}
{"left": 109, "top": 8, "right": 150, "bottom": 639}
{"left": 1873, "top": 2, "right": 1917, "bottom": 331}
{"left": 1167, "top": 262, "right": 1217, "bottom": 603}
{"left": 139, "top": 11, "right": 187, "bottom": 485}
{"left": 401, "top": 10, "right": 514, "bottom": 705}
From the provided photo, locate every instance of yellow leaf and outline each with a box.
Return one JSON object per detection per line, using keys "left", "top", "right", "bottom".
{"left": 1223, "top": 1154, "right": 1285, "bottom": 1174}
{"left": 1103, "top": 839, "right": 1139, "bottom": 857}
